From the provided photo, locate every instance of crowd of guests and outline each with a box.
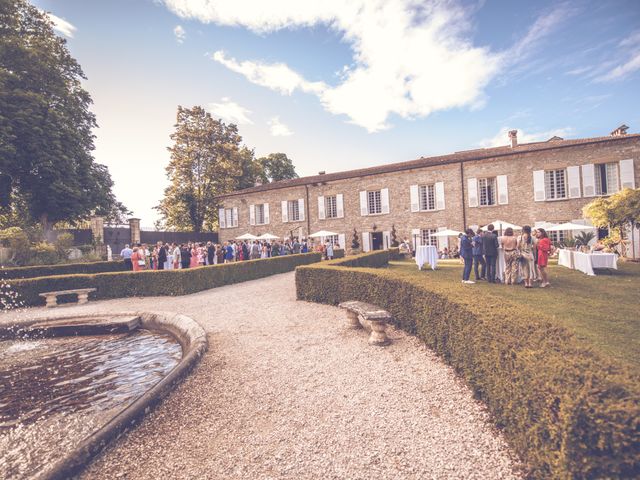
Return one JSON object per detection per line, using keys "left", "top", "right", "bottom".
{"left": 456, "top": 224, "right": 553, "bottom": 287}
{"left": 119, "top": 237, "right": 338, "bottom": 272}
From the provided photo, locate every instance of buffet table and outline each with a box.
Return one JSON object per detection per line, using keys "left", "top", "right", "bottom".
{"left": 415, "top": 245, "right": 438, "bottom": 270}
{"left": 557, "top": 249, "right": 617, "bottom": 276}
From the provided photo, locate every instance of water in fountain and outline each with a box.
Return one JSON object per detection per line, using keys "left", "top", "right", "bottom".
{"left": 0, "top": 328, "right": 181, "bottom": 479}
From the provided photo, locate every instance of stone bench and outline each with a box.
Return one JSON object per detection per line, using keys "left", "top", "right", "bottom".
{"left": 339, "top": 300, "right": 392, "bottom": 346}
{"left": 39, "top": 288, "right": 97, "bottom": 308}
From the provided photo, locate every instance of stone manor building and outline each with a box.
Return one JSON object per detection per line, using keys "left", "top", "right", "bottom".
{"left": 217, "top": 126, "right": 640, "bottom": 254}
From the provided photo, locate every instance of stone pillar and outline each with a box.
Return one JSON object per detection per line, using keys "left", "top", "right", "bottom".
{"left": 90, "top": 216, "right": 104, "bottom": 244}
{"left": 128, "top": 218, "right": 141, "bottom": 245}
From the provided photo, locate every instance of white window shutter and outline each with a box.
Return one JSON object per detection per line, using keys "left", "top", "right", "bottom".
{"left": 533, "top": 170, "right": 546, "bottom": 201}
{"left": 381, "top": 188, "right": 390, "bottom": 214}
{"left": 281, "top": 200, "right": 288, "bottom": 223}
{"left": 219, "top": 208, "right": 226, "bottom": 229}
{"left": 582, "top": 164, "right": 596, "bottom": 197}
{"left": 232, "top": 207, "right": 238, "bottom": 227}
{"left": 437, "top": 226, "right": 447, "bottom": 251}
{"left": 497, "top": 175, "right": 508, "bottom": 205}
{"left": 338, "top": 233, "right": 346, "bottom": 249}
{"left": 249, "top": 205, "right": 255, "bottom": 226}
{"left": 468, "top": 178, "right": 478, "bottom": 207}
{"left": 298, "top": 198, "right": 305, "bottom": 221}
{"left": 263, "top": 203, "right": 270, "bottom": 224}
{"left": 410, "top": 185, "right": 419, "bottom": 212}
{"left": 359, "top": 191, "right": 368, "bottom": 216}
{"left": 362, "top": 232, "right": 370, "bottom": 252}
{"left": 619, "top": 159, "right": 635, "bottom": 189}
{"left": 318, "top": 196, "right": 325, "bottom": 220}
{"left": 383, "top": 231, "right": 391, "bottom": 249}
{"left": 336, "top": 194, "right": 344, "bottom": 218}
{"left": 567, "top": 166, "right": 581, "bottom": 198}
{"left": 435, "top": 182, "right": 445, "bottom": 210}
{"left": 411, "top": 228, "right": 421, "bottom": 249}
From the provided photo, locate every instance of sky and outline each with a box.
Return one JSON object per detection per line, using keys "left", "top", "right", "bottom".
{"left": 32, "top": 0, "right": 640, "bottom": 228}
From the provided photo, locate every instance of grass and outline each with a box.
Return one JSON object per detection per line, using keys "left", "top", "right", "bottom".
{"left": 386, "top": 258, "right": 640, "bottom": 370}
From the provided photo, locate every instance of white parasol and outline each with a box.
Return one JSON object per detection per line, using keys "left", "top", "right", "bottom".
{"left": 487, "top": 220, "right": 522, "bottom": 231}
{"left": 547, "top": 222, "right": 596, "bottom": 232}
{"left": 308, "top": 230, "right": 339, "bottom": 238}
{"left": 430, "top": 229, "right": 463, "bottom": 237}
{"left": 235, "top": 233, "right": 258, "bottom": 240}
{"left": 256, "top": 233, "right": 279, "bottom": 240}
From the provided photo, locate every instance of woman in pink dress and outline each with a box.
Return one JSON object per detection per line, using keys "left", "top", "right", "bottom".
{"left": 190, "top": 243, "right": 199, "bottom": 268}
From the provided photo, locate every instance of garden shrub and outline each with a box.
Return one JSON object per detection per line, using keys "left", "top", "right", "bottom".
{"left": 295, "top": 251, "right": 640, "bottom": 478}
{"left": 1, "top": 260, "right": 129, "bottom": 279}
{"left": 12, "top": 253, "right": 322, "bottom": 306}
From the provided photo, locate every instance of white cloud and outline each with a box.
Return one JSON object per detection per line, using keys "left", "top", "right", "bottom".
{"left": 173, "top": 25, "right": 186, "bottom": 43}
{"left": 479, "top": 127, "right": 574, "bottom": 148}
{"left": 268, "top": 117, "right": 293, "bottom": 137}
{"left": 595, "top": 51, "right": 640, "bottom": 83}
{"left": 207, "top": 97, "right": 253, "bottom": 124}
{"left": 163, "top": 1, "right": 568, "bottom": 132}
{"left": 46, "top": 13, "right": 76, "bottom": 38}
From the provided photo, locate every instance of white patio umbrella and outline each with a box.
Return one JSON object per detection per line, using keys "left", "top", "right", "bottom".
{"left": 308, "top": 230, "right": 339, "bottom": 238}
{"left": 235, "top": 233, "right": 258, "bottom": 240}
{"left": 488, "top": 220, "right": 522, "bottom": 231}
{"left": 257, "top": 233, "right": 279, "bottom": 240}
{"left": 431, "top": 229, "right": 463, "bottom": 237}
{"left": 547, "top": 222, "right": 596, "bottom": 231}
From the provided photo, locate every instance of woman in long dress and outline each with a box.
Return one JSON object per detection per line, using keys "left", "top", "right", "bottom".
{"left": 190, "top": 243, "right": 199, "bottom": 268}
{"left": 517, "top": 226, "right": 536, "bottom": 288}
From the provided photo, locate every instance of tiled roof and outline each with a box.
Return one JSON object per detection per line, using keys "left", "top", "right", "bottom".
{"left": 218, "top": 133, "right": 640, "bottom": 198}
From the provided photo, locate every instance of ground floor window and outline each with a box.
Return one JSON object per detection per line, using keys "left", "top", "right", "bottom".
{"left": 549, "top": 230, "right": 567, "bottom": 245}
{"left": 420, "top": 228, "right": 438, "bottom": 247}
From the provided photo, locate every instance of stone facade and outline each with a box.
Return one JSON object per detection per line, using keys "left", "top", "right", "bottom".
{"left": 218, "top": 133, "right": 640, "bottom": 253}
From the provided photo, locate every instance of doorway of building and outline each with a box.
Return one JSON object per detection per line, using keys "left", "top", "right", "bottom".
{"left": 371, "top": 231, "right": 383, "bottom": 250}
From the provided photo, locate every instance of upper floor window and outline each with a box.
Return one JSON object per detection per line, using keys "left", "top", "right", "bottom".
{"left": 325, "top": 195, "right": 338, "bottom": 218}
{"left": 219, "top": 207, "right": 238, "bottom": 229}
{"left": 478, "top": 177, "right": 497, "bottom": 206}
{"left": 594, "top": 163, "right": 619, "bottom": 195}
{"left": 545, "top": 169, "right": 567, "bottom": 200}
{"left": 255, "top": 204, "right": 266, "bottom": 225}
{"left": 419, "top": 185, "right": 436, "bottom": 211}
{"left": 287, "top": 200, "right": 300, "bottom": 222}
{"left": 368, "top": 190, "right": 382, "bottom": 215}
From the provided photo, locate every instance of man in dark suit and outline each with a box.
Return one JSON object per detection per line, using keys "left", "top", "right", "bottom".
{"left": 157, "top": 241, "right": 167, "bottom": 269}
{"left": 206, "top": 241, "right": 215, "bottom": 265}
{"left": 482, "top": 224, "right": 499, "bottom": 283}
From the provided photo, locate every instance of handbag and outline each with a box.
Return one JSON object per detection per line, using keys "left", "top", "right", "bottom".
{"left": 137, "top": 259, "right": 146, "bottom": 266}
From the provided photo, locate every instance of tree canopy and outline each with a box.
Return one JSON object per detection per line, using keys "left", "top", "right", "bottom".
{"left": 0, "top": 0, "right": 126, "bottom": 230}
{"left": 584, "top": 188, "right": 640, "bottom": 255}
{"left": 157, "top": 106, "right": 299, "bottom": 231}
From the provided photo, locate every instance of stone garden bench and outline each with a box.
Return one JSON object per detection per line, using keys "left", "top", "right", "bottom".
{"left": 39, "top": 288, "right": 97, "bottom": 308}
{"left": 338, "top": 300, "right": 392, "bottom": 346}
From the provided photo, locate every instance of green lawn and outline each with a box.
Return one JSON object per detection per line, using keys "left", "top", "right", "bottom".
{"left": 386, "top": 258, "right": 640, "bottom": 370}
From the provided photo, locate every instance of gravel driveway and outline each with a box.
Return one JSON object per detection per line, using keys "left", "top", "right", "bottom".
{"left": 4, "top": 271, "right": 522, "bottom": 479}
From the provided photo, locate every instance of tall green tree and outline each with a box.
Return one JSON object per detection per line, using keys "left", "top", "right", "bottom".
{"left": 256, "top": 153, "right": 299, "bottom": 183}
{"left": 156, "top": 106, "right": 244, "bottom": 232}
{"left": 0, "top": 0, "right": 125, "bottom": 231}
{"left": 584, "top": 188, "right": 640, "bottom": 255}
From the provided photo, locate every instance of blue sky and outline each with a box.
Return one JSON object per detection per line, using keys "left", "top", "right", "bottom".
{"left": 33, "top": 0, "right": 640, "bottom": 227}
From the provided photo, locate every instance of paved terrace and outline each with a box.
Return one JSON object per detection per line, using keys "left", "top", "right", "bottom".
{"left": 4, "top": 272, "right": 522, "bottom": 479}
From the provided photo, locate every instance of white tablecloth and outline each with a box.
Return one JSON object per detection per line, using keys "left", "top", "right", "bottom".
{"left": 415, "top": 245, "right": 438, "bottom": 270}
{"left": 557, "top": 250, "right": 617, "bottom": 276}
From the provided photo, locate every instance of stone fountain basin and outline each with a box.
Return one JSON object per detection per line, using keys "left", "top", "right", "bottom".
{"left": 0, "top": 311, "right": 207, "bottom": 480}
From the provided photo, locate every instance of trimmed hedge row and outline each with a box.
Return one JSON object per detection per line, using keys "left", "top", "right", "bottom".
{"left": 12, "top": 253, "right": 322, "bottom": 307}
{"left": 1, "top": 260, "right": 127, "bottom": 279}
{"left": 295, "top": 250, "right": 640, "bottom": 479}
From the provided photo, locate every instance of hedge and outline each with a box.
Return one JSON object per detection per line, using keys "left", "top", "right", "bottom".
{"left": 11, "top": 253, "right": 322, "bottom": 307}
{"left": 1, "top": 260, "right": 127, "bottom": 279}
{"left": 295, "top": 250, "right": 640, "bottom": 479}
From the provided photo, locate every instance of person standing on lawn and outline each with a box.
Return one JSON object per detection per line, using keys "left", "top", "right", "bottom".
{"left": 518, "top": 226, "right": 536, "bottom": 288}
{"left": 500, "top": 228, "right": 519, "bottom": 285}
{"left": 120, "top": 244, "right": 133, "bottom": 270}
{"left": 460, "top": 229, "right": 475, "bottom": 284}
{"left": 157, "top": 241, "right": 167, "bottom": 270}
{"left": 482, "top": 224, "right": 499, "bottom": 283}
{"left": 472, "top": 228, "right": 486, "bottom": 281}
{"left": 536, "top": 228, "right": 552, "bottom": 287}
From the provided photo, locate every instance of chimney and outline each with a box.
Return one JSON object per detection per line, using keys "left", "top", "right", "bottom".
{"left": 318, "top": 171, "right": 326, "bottom": 175}
{"left": 610, "top": 124, "right": 629, "bottom": 137}
{"left": 508, "top": 129, "right": 518, "bottom": 148}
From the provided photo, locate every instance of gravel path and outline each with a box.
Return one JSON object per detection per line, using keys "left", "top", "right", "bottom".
{"left": 4, "top": 272, "right": 522, "bottom": 479}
